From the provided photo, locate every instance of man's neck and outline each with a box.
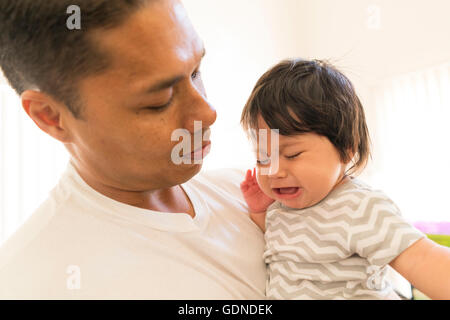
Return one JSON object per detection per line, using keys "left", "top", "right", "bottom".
{"left": 70, "top": 161, "right": 195, "bottom": 218}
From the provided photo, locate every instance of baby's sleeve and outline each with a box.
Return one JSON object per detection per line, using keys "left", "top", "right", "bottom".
{"left": 349, "top": 191, "right": 426, "bottom": 267}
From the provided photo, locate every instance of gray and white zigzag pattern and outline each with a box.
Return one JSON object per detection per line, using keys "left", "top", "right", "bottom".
{"left": 264, "top": 179, "right": 424, "bottom": 300}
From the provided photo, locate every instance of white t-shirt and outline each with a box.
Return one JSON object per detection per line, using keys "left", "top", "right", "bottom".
{"left": 0, "top": 162, "right": 266, "bottom": 299}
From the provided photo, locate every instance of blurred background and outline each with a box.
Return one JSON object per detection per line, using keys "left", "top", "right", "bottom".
{"left": 1, "top": 0, "right": 449, "bottom": 243}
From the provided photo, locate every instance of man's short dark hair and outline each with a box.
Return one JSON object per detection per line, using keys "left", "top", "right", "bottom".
{"left": 0, "top": 0, "right": 153, "bottom": 118}
{"left": 241, "top": 58, "right": 371, "bottom": 175}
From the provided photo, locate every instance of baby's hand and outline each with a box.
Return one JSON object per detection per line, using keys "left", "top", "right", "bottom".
{"left": 240, "top": 168, "right": 275, "bottom": 213}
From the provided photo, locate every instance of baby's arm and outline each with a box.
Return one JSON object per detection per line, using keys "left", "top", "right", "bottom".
{"left": 240, "top": 168, "right": 274, "bottom": 232}
{"left": 390, "top": 237, "right": 450, "bottom": 299}
{"left": 250, "top": 212, "right": 267, "bottom": 232}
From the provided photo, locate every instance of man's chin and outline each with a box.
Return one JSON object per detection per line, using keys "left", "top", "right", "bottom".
{"left": 174, "top": 162, "right": 204, "bottom": 183}
{"left": 122, "top": 162, "right": 204, "bottom": 191}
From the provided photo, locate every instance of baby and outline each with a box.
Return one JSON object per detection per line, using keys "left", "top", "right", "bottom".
{"left": 240, "top": 59, "right": 450, "bottom": 300}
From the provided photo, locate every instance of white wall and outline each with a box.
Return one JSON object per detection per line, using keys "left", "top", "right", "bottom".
{"left": 295, "top": 0, "right": 450, "bottom": 82}
{"left": 183, "top": 0, "right": 450, "bottom": 172}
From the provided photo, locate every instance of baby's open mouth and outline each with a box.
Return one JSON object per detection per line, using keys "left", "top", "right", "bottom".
{"left": 274, "top": 187, "right": 298, "bottom": 194}
{"left": 272, "top": 187, "right": 302, "bottom": 199}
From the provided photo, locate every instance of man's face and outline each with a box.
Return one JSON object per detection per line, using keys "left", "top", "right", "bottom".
{"left": 63, "top": 0, "right": 216, "bottom": 191}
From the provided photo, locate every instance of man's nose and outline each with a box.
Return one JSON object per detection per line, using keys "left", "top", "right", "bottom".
{"left": 183, "top": 84, "right": 217, "bottom": 132}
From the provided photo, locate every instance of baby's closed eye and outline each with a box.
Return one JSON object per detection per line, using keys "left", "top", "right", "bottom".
{"left": 285, "top": 151, "right": 303, "bottom": 159}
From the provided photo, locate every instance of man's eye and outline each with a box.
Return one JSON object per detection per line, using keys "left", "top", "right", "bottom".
{"left": 286, "top": 152, "right": 302, "bottom": 159}
{"left": 146, "top": 97, "right": 173, "bottom": 111}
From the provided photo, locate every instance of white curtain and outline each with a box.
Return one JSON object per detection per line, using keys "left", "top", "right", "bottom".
{"left": 366, "top": 61, "right": 450, "bottom": 223}
{"left": 0, "top": 83, "right": 69, "bottom": 243}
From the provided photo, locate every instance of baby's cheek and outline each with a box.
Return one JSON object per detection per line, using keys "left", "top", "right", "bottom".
{"left": 308, "top": 171, "right": 338, "bottom": 201}
{"left": 256, "top": 172, "right": 271, "bottom": 193}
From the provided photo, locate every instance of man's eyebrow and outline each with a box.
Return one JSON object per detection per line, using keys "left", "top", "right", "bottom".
{"left": 145, "top": 75, "right": 184, "bottom": 93}
{"left": 144, "top": 48, "right": 206, "bottom": 94}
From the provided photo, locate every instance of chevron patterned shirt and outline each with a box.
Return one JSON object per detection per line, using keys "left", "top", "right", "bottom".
{"left": 263, "top": 178, "right": 425, "bottom": 300}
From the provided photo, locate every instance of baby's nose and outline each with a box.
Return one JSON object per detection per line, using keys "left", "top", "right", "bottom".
{"left": 267, "top": 164, "right": 287, "bottom": 179}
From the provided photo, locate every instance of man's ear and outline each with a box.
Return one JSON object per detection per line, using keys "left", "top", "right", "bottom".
{"left": 21, "top": 90, "right": 73, "bottom": 143}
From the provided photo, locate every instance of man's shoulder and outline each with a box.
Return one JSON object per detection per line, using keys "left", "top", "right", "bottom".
{"left": 189, "top": 167, "right": 246, "bottom": 196}
{"left": 0, "top": 192, "right": 67, "bottom": 298}
{"left": 196, "top": 167, "right": 246, "bottom": 182}
{"left": 0, "top": 196, "right": 55, "bottom": 252}
{"left": 184, "top": 167, "right": 250, "bottom": 216}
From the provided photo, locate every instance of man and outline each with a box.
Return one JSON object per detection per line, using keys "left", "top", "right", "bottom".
{"left": 0, "top": 0, "right": 266, "bottom": 299}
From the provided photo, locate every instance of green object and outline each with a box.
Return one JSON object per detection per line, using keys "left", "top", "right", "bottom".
{"left": 426, "top": 234, "right": 450, "bottom": 247}
{"left": 412, "top": 288, "right": 431, "bottom": 300}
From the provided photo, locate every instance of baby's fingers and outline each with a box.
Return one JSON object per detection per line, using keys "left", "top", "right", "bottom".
{"left": 240, "top": 181, "right": 249, "bottom": 192}
{"left": 245, "top": 169, "right": 252, "bottom": 182}
{"left": 240, "top": 169, "right": 253, "bottom": 192}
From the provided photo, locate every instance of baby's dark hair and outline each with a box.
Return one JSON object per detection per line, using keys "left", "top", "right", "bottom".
{"left": 241, "top": 58, "right": 371, "bottom": 175}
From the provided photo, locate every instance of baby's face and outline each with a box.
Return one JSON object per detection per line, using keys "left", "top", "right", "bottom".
{"left": 255, "top": 116, "right": 348, "bottom": 210}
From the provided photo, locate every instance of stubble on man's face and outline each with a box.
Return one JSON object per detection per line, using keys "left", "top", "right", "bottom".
{"left": 63, "top": 0, "right": 216, "bottom": 193}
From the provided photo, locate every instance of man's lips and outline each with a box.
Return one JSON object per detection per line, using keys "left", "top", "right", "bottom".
{"left": 272, "top": 187, "right": 302, "bottom": 200}
{"left": 183, "top": 141, "right": 211, "bottom": 161}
